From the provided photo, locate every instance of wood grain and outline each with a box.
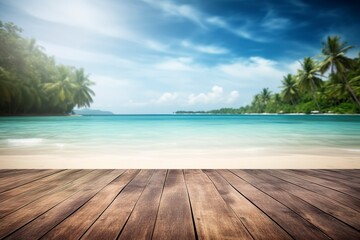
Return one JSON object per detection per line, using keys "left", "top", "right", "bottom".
{"left": 0, "top": 169, "right": 358, "bottom": 240}
{"left": 237, "top": 169, "right": 360, "bottom": 240}
{"left": 185, "top": 169, "right": 252, "bottom": 240}
{"left": 80, "top": 170, "right": 154, "bottom": 240}
{"left": 152, "top": 170, "right": 196, "bottom": 240}
{"left": 42, "top": 169, "right": 140, "bottom": 240}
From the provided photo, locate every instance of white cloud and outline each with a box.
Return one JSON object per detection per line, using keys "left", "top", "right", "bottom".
{"left": 286, "top": 60, "right": 302, "bottom": 74}
{"left": 155, "top": 92, "right": 179, "bottom": 103}
{"left": 188, "top": 85, "right": 231, "bottom": 105}
{"left": 91, "top": 74, "right": 130, "bottom": 87}
{"left": 39, "top": 41, "right": 133, "bottom": 66}
{"left": 151, "top": 86, "right": 240, "bottom": 107}
{"left": 207, "top": 16, "right": 266, "bottom": 42}
{"left": 181, "top": 41, "right": 228, "bottom": 54}
{"left": 155, "top": 57, "right": 196, "bottom": 71}
{"left": 11, "top": 0, "right": 135, "bottom": 40}
{"left": 144, "top": 40, "right": 168, "bottom": 52}
{"left": 206, "top": 17, "right": 227, "bottom": 28}
{"left": 142, "top": 0, "right": 204, "bottom": 27}
{"left": 227, "top": 91, "right": 240, "bottom": 103}
{"left": 142, "top": 1, "right": 267, "bottom": 42}
{"left": 218, "top": 57, "right": 284, "bottom": 83}
{"left": 262, "top": 10, "right": 290, "bottom": 30}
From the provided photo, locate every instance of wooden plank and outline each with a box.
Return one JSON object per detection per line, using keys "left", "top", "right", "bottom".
{"left": 43, "top": 169, "right": 140, "bottom": 240}
{"left": 269, "top": 170, "right": 360, "bottom": 211}
{"left": 5, "top": 170, "right": 125, "bottom": 240}
{"left": 242, "top": 170, "right": 360, "bottom": 231}
{"left": 302, "top": 170, "right": 360, "bottom": 188}
{"left": 80, "top": 170, "right": 154, "bottom": 240}
{"left": 0, "top": 170, "right": 49, "bottom": 186}
{"left": 0, "top": 170, "right": 92, "bottom": 218}
{"left": 0, "top": 170, "right": 39, "bottom": 179}
{"left": 118, "top": 170, "right": 167, "bottom": 240}
{"left": 0, "top": 169, "right": 82, "bottom": 203}
{"left": 0, "top": 170, "right": 62, "bottom": 193}
{"left": 292, "top": 169, "right": 360, "bottom": 196}
{"left": 337, "top": 169, "right": 360, "bottom": 177}
{"left": 0, "top": 170, "right": 110, "bottom": 239}
{"left": 203, "top": 169, "right": 292, "bottom": 240}
{"left": 288, "top": 170, "right": 360, "bottom": 199}
{"left": 152, "top": 170, "right": 196, "bottom": 240}
{"left": 184, "top": 169, "right": 252, "bottom": 240}
{"left": 314, "top": 170, "right": 360, "bottom": 183}
{"left": 328, "top": 169, "right": 360, "bottom": 179}
{"left": 219, "top": 169, "right": 330, "bottom": 240}
{"left": 235, "top": 170, "right": 360, "bottom": 240}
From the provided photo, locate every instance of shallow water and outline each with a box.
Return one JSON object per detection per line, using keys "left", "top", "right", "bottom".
{"left": 0, "top": 115, "right": 360, "bottom": 159}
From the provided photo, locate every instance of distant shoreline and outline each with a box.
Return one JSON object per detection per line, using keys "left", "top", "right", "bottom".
{"left": 1, "top": 113, "right": 360, "bottom": 117}
{"left": 174, "top": 113, "right": 360, "bottom": 116}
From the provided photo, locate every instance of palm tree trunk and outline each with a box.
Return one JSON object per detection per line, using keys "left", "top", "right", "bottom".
{"left": 339, "top": 74, "right": 360, "bottom": 109}
{"left": 345, "top": 83, "right": 360, "bottom": 109}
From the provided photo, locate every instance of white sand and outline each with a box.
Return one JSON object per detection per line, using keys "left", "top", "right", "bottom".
{"left": 0, "top": 151, "right": 359, "bottom": 169}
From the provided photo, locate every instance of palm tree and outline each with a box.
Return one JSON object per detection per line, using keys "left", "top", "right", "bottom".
{"left": 297, "top": 57, "right": 322, "bottom": 110}
{"left": 260, "top": 88, "right": 272, "bottom": 105}
{"left": 320, "top": 35, "right": 353, "bottom": 75}
{"left": 251, "top": 94, "right": 261, "bottom": 113}
{"left": 281, "top": 74, "right": 298, "bottom": 105}
{"left": 73, "top": 68, "right": 95, "bottom": 108}
{"left": 328, "top": 71, "right": 360, "bottom": 104}
{"left": 320, "top": 35, "right": 360, "bottom": 108}
{"left": 0, "top": 67, "right": 14, "bottom": 108}
{"left": 43, "top": 65, "right": 76, "bottom": 113}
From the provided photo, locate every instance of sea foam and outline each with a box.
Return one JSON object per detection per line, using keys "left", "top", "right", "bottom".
{"left": 7, "top": 138, "right": 44, "bottom": 146}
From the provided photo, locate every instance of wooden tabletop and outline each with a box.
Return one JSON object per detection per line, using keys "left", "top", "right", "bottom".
{"left": 0, "top": 169, "right": 359, "bottom": 239}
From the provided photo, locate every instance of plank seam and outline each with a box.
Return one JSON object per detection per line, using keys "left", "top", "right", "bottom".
{"left": 36, "top": 170, "right": 126, "bottom": 239}
{"left": 0, "top": 170, "right": 95, "bottom": 220}
{"left": 1, "top": 170, "right": 111, "bottom": 239}
{"left": 183, "top": 169, "right": 199, "bottom": 240}
{"left": 225, "top": 169, "right": 325, "bottom": 240}
{"left": 0, "top": 170, "right": 65, "bottom": 194}
{"left": 149, "top": 169, "right": 168, "bottom": 240}
{"left": 287, "top": 170, "right": 360, "bottom": 200}
{"left": 267, "top": 170, "right": 360, "bottom": 214}
{"left": 115, "top": 170, "right": 156, "bottom": 239}
{"left": 259, "top": 171, "right": 360, "bottom": 232}
{"left": 203, "top": 170, "right": 256, "bottom": 240}
{"left": 78, "top": 170, "right": 141, "bottom": 240}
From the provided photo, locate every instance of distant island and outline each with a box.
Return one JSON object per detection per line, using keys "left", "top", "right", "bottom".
{"left": 178, "top": 36, "right": 360, "bottom": 115}
{"left": 74, "top": 109, "right": 114, "bottom": 115}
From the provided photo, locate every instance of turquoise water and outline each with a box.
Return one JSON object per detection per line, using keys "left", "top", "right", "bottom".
{"left": 0, "top": 115, "right": 360, "bottom": 158}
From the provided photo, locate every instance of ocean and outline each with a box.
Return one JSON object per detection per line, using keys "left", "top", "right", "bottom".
{"left": 0, "top": 115, "right": 360, "bottom": 167}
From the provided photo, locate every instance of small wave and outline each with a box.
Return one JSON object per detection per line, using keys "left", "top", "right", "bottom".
{"left": 343, "top": 148, "right": 360, "bottom": 152}
{"left": 55, "top": 143, "right": 65, "bottom": 148}
{"left": 242, "top": 147, "right": 264, "bottom": 152}
{"left": 7, "top": 138, "right": 44, "bottom": 146}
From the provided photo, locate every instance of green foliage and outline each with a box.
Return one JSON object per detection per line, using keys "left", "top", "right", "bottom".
{"left": 177, "top": 35, "right": 360, "bottom": 115}
{"left": 0, "top": 21, "right": 95, "bottom": 115}
{"left": 330, "top": 102, "right": 358, "bottom": 114}
{"left": 281, "top": 74, "right": 298, "bottom": 105}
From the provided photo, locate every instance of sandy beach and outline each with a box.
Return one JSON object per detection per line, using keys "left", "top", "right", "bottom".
{"left": 1, "top": 151, "right": 359, "bottom": 169}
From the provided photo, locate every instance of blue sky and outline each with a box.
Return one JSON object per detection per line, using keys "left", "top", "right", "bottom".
{"left": 1, "top": 0, "right": 359, "bottom": 113}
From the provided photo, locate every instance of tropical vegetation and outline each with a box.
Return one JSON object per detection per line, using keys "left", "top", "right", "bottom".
{"left": 177, "top": 35, "right": 360, "bottom": 114}
{"left": 0, "top": 21, "right": 94, "bottom": 115}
